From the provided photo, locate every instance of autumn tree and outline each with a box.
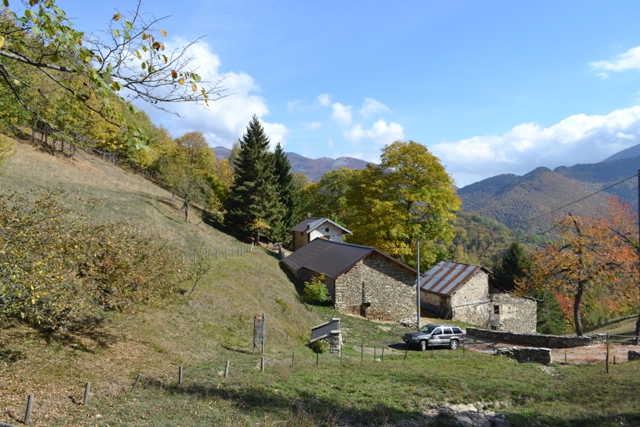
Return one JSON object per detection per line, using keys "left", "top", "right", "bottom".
{"left": 0, "top": 134, "right": 13, "bottom": 172}
{"left": 345, "top": 141, "right": 460, "bottom": 268}
{"left": 157, "top": 131, "right": 224, "bottom": 222}
{"left": 225, "top": 115, "right": 283, "bottom": 242}
{"left": 0, "top": 0, "right": 226, "bottom": 149}
{"left": 518, "top": 198, "right": 638, "bottom": 336}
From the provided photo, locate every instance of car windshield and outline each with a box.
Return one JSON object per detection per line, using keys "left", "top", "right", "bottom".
{"left": 419, "top": 325, "right": 437, "bottom": 333}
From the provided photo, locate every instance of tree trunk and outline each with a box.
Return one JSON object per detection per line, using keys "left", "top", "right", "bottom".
{"left": 635, "top": 312, "right": 640, "bottom": 339}
{"left": 182, "top": 200, "right": 190, "bottom": 222}
{"left": 574, "top": 283, "right": 584, "bottom": 336}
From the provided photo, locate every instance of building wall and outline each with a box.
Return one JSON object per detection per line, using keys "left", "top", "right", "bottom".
{"left": 293, "top": 231, "right": 309, "bottom": 252}
{"left": 293, "top": 222, "right": 345, "bottom": 251}
{"left": 334, "top": 252, "right": 416, "bottom": 323}
{"left": 489, "top": 294, "right": 537, "bottom": 334}
{"left": 449, "top": 271, "right": 490, "bottom": 307}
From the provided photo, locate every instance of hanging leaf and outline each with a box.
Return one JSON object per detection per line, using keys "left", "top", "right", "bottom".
{"left": 191, "top": 82, "right": 197, "bottom": 92}
{"left": 178, "top": 78, "right": 184, "bottom": 85}
{"left": 113, "top": 29, "right": 119, "bottom": 37}
{"left": 0, "top": 36, "right": 5, "bottom": 49}
{"left": 171, "top": 70, "right": 178, "bottom": 79}
{"left": 2, "top": 0, "right": 8, "bottom": 8}
{"left": 112, "top": 13, "right": 122, "bottom": 21}
{"left": 159, "top": 29, "right": 167, "bottom": 37}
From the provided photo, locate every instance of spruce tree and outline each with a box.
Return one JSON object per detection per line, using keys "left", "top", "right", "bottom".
{"left": 224, "top": 116, "right": 283, "bottom": 242}
{"left": 271, "top": 142, "right": 303, "bottom": 244}
{"left": 493, "top": 242, "right": 531, "bottom": 292}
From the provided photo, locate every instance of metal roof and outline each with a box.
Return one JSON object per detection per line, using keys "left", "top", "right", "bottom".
{"left": 292, "top": 217, "right": 352, "bottom": 235}
{"left": 419, "top": 261, "right": 486, "bottom": 296}
{"left": 310, "top": 318, "right": 340, "bottom": 343}
{"left": 282, "top": 239, "right": 373, "bottom": 279}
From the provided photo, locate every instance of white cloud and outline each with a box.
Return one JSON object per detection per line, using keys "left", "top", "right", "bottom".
{"left": 317, "top": 93, "right": 332, "bottom": 107}
{"left": 328, "top": 138, "right": 334, "bottom": 149}
{"left": 287, "top": 100, "right": 302, "bottom": 112}
{"left": 431, "top": 106, "right": 640, "bottom": 186}
{"left": 590, "top": 46, "right": 640, "bottom": 78}
{"left": 308, "top": 121, "right": 322, "bottom": 130}
{"left": 331, "top": 102, "right": 353, "bottom": 127}
{"left": 344, "top": 119, "right": 405, "bottom": 146}
{"left": 360, "top": 98, "right": 391, "bottom": 118}
{"left": 132, "top": 39, "right": 284, "bottom": 148}
{"left": 261, "top": 121, "right": 290, "bottom": 149}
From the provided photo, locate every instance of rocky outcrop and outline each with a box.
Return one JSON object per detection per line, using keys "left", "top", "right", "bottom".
{"left": 495, "top": 346, "right": 552, "bottom": 365}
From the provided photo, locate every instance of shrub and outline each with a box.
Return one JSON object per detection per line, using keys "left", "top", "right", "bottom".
{"left": 302, "top": 274, "right": 331, "bottom": 304}
{"left": 309, "top": 339, "right": 329, "bottom": 354}
{"left": 0, "top": 190, "right": 184, "bottom": 332}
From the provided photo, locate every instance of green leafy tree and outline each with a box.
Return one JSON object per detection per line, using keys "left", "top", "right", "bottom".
{"left": 346, "top": 141, "right": 461, "bottom": 269}
{"left": 225, "top": 115, "right": 283, "bottom": 242}
{"left": 270, "top": 142, "right": 302, "bottom": 244}
{"left": 301, "top": 168, "right": 359, "bottom": 224}
{"left": 0, "top": 0, "right": 226, "bottom": 149}
{"left": 535, "top": 291, "right": 567, "bottom": 335}
{"left": 493, "top": 242, "right": 531, "bottom": 292}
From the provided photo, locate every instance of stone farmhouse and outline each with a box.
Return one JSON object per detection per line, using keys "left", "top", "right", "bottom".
{"left": 419, "top": 261, "right": 536, "bottom": 333}
{"left": 291, "top": 217, "right": 352, "bottom": 252}
{"left": 282, "top": 238, "right": 417, "bottom": 323}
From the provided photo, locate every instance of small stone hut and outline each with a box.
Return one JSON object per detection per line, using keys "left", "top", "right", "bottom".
{"left": 291, "top": 217, "right": 352, "bottom": 252}
{"left": 419, "top": 261, "right": 536, "bottom": 333}
{"left": 309, "top": 318, "right": 342, "bottom": 355}
{"left": 283, "top": 239, "right": 417, "bottom": 323}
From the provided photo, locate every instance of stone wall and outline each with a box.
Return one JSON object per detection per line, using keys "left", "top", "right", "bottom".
{"left": 334, "top": 252, "right": 416, "bottom": 323}
{"left": 495, "top": 346, "right": 552, "bottom": 364}
{"left": 490, "top": 294, "right": 537, "bottom": 333}
{"left": 450, "top": 271, "right": 490, "bottom": 307}
{"left": 452, "top": 300, "right": 492, "bottom": 328}
{"left": 467, "top": 327, "right": 603, "bottom": 348}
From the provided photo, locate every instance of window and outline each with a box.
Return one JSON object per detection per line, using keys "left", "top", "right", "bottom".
{"left": 452, "top": 327, "right": 462, "bottom": 334}
{"left": 494, "top": 305, "right": 500, "bottom": 315}
{"left": 443, "top": 328, "right": 452, "bottom": 335}
{"left": 325, "top": 227, "right": 330, "bottom": 232}
{"left": 432, "top": 328, "right": 442, "bottom": 335}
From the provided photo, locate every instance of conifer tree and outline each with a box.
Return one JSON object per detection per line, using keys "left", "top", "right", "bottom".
{"left": 493, "top": 242, "right": 531, "bottom": 292}
{"left": 270, "top": 143, "right": 302, "bottom": 244}
{"left": 225, "top": 116, "right": 283, "bottom": 242}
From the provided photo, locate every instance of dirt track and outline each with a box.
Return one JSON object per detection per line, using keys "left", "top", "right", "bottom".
{"left": 464, "top": 337, "right": 639, "bottom": 365}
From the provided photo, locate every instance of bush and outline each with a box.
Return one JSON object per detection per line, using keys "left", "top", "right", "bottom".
{"left": 309, "top": 339, "right": 329, "bottom": 354}
{"left": 302, "top": 274, "right": 331, "bottom": 304}
{"left": 0, "top": 190, "right": 185, "bottom": 332}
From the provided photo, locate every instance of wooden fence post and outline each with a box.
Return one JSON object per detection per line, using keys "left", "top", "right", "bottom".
{"left": 83, "top": 382, "right": 91, "bottom": 405}
{"left": 605, "top": 334, "right": 610, "bottom": 373}
{"left": 261, "top": 356, "right": 265, "bottom": 372}
{"left": 24, "top": 394, "right": 34, "bottom": 425}
{"left": 224, "top": 361, "right": 230, "bottom": 378}
{"left": 132, "top": 373, "right": 142, "bottom": 391}
{"left": 361, "top": 343, "right": 364, "bottom": 363}
{"left": 179, "top": 365, "right": 183, "bottom": 384}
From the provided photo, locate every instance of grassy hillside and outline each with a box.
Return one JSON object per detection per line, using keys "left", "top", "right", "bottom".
{"left": 2, "top": 139, "right": 640, "bottom": 427}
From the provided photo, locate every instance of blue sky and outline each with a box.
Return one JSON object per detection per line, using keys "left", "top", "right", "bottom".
{"left": 58, "top": 0, "right": 640, "bottom": 186}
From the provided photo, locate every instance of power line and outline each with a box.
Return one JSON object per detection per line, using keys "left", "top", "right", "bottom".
{"left": 525, "top": 171, "right": 639, "bottom": 223}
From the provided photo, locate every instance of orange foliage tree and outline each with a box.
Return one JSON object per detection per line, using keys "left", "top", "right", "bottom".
{"left": 518, "top": 198, "right": 638, "bottom": 336}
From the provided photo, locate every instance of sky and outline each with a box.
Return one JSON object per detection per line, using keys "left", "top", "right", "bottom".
{"left": 56, "top": 0, "right": 640, "bottom": 187}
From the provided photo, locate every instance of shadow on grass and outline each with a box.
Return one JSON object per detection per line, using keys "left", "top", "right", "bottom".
{"left": 142, "top": 377, "right": 424, "bottom": 426}
{"left": 505, "top": 411, "right": 640, "bottom": 427}
{"left": 43, "top": 316, "right": 119, "bottom": 352}
{"left": 221, "top": 344, "right": 255, "bottom": 355}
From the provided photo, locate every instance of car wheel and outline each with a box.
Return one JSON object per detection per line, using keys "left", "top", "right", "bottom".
{"left": 449, "top": 340, "right": 458, "bottom": 350}
{"left": 419, "top": 340, "right": 427, "bottom": 351}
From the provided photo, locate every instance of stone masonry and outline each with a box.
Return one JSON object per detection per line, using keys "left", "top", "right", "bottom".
{"left": 334, "top": 252, "right": 416, "bottom": 323}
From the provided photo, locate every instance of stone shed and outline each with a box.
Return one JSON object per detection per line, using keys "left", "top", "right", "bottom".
{"left": 282, "top": 239, "right": 417, "bottom": 323}
{"left": 419, "top": 261, "right": 536, "bottom": 333}
{"left": 291, "top": 217, "right": 352, "bottom": 252}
